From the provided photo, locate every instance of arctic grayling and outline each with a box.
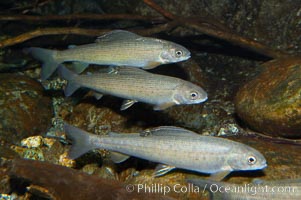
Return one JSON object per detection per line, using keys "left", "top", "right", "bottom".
{"left": 25, "top": 30, "right": 191, "bottom": 80}
{"left": 64, "top": 124, "right": 267, "bottom": 179}
{"left": 59, "top": 66, "right": 207, "bottom": 110}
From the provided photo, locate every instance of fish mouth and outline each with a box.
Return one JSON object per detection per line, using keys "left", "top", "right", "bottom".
{"left": 198, "top": 95, "right": 208, "bottom": 103}
{"left": 178, "top": 55, "right": 191, "bottom": 62}
{"left": 193, "top": 97, "right": 208, "bottom": 104}
{"left": 262, "top": 162, "right": 267, "bottom": 169}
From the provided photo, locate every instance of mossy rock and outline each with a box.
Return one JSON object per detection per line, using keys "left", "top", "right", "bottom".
{"left": 235, "top": 56, "right": 301, "bottom": 138}
{"left": 0, "top": 73, "right": 53, "bottom": 145}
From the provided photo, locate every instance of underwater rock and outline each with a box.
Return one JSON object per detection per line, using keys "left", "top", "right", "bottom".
{"left": 235, "top": 56, "right": 301, "bottom": 138}
{"left": 11, "top": 135, "right": 73, "bottom": 167}
{"left": 0, "top": 173, "right": 10, "bottom": 195}
{"left": 0, "top": 146, "right": 20, "bottom": 160}
{"left": 0, "top": 73, "right": 53, "bottom": 145}
{"left": 2, "top": 158, "right": 175, "bottom": 200}
{"left": 0, "top": 74, "right": 52, "bottom": 144}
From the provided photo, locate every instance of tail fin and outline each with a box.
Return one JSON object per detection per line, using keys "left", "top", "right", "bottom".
{"left": 24, "top": 47, "right": 60, "bottom": 80}
{"left": 57, "top": 65, "right": 80, "bottom": 96}
{"left": 64, "top": 123, "right": 99, "bottom": 159}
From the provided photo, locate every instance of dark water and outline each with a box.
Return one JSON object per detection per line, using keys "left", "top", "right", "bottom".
{"left": 0, "top": 1, "right": 300, "bottom": 199}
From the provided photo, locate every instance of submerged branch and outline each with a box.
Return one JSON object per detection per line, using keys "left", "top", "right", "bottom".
{"left": 143, "top": 0, "right": 175, "bottom": 20}
{"left": 244, "top": 130, "right": 301, "bottom": 146}
{"left": 180, "top": 20, "right": 289, "bottom": 58}
{"left": 143, "top": 0, "right": 289, "bottom": 59}
{"left": 0, "top": 28, "right": 107, "bottom": 48}
{"left": 0, "top": 0, "right": 290, "bottom": 58}
{"left": 2, "top": 158, "right": 174, "bottom": 200}
{"left": 0, "top": 13, "right": 165, "bottom": 22}
{"left": 0, "top": 22, "right": 178, "bottom": 48}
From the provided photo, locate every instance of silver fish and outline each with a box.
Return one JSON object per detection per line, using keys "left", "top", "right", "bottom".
{"left": 188, "top": 179, "right": 301, "bottom": 200}
{"left": 58, "top": 66, "right": 207, "bottom": 110}
{"left": 64, "top": 124, "right": 267, "bottom": 179}
{"left": 25, "top": 30, "right": 191, "bottom": 80}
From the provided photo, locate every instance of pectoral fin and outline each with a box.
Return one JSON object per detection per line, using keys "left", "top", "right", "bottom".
{"left": 208, "top": 170, "right": 230, "bottom": 181}
{"left": 153, "top": 164, "right": 176, "bottom": 177}
{"left": 144, "top": 61, "right": 161, "bottom": 69}
{"left": 120, "top": 99, "right": 137, "bottom": 110}
{"left": 153, "top": 102, "right": 175, "bottom": 111}
{"left": 110, "top": 151, "right": 130, "bottom": 163}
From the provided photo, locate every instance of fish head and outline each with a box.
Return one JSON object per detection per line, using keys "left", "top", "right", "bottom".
{"left": 160, "top": 41, "right": 191, "bottom": 64}
{"left": 227, "top": 146, "right": 267, "bottom": 171}
{"left": 173, "top": 82, "right": 208, "bottom": 105}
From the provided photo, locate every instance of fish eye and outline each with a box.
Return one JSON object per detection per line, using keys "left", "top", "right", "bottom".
{"left": 190, "top": 91, "right": 199, "bottom": 100}
{"left": 175, "top": 50, "right": 183, "bottom": 57}
{"left": 247, "top": 156, "right": 257, "bottom": 165}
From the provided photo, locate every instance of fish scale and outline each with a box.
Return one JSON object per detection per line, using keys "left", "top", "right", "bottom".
{"left": 64, "top": 124, "right": 267, "bottom": 178}
{"left": 96, "top": 133, "right": 232, "bottom": 169}
{"left": 59, "top": 66, "right": 207, "bottom": 110}
{"left": 78, "top": 73, "right": 178, "bottom": 103}
{"left": 58, "top": 40, "right": 163, "bottom": 66}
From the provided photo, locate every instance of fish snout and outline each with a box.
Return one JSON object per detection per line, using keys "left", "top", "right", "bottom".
{"left": 261, "top": 161, "right": 268, "bottom": 169}
{"left": 198, "top": 92, "right": 208, "bottom": 103}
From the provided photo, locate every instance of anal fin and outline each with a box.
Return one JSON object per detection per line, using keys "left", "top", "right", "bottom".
{"left": 153, "top": 102, "right": 175, "bottom": 111}
{"left": 143, "top": 61, "right": 161, "bottom": 69}
{"left": 208, "top": 170, "right": 230, "bottom": 181}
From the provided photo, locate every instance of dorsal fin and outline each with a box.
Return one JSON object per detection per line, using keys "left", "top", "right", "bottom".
{"left": 208, "top": 170, "right": 231, "bottom": 181}
{"left": 95, "top": 30, "right": 140, "bottom": 43}
{"left": 106, "top": 66, "right": 148, "bottom": 75}
{"left": 153, "top": 102, "right": 175, "bottom": 110}
{"left": 114, "top": 67, "right": 149, "bottom": 75}
{"left": 140, "top": 126, "right": 199, "bottom": 137}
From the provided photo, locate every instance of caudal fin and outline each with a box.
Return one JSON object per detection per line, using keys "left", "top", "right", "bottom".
{"left": 24, "top": 47, "right": 60, "bottom": 80}
{"left": 57, "top": 65, "right": 80, "bottom": 96}
{"left": 64, "top": 123, "right": 98, "bottom": 159}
